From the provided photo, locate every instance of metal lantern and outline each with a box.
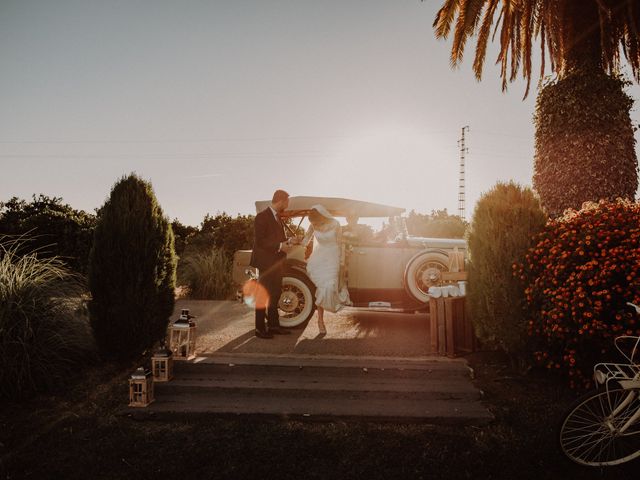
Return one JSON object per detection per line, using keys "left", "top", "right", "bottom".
{"left": 168, "top": 309, "right": 197, "bottom": 361}
{"left": 128, "top": 367, "right": 154, "bottom": 407}
{"left": 151, "top": 344, "right": 173, "bottom": 382}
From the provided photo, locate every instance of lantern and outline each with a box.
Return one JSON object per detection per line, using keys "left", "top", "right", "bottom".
{"left": 151, "top": 344, "right": 173, "bottom": 382}
{"left": 168, "top": 309, "right": 197, "bottom": 361}
{"left": 128, "top": 367, "right": 154, "bottom": 407}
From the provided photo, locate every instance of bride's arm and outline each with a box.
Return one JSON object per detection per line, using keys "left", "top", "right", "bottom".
{"left": 302, "top": 225, "right": 314, "bottom": 245}
{"left": 334, "top": 220, "right": 343, "bottom": 243}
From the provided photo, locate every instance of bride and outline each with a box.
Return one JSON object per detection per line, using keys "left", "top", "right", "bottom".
{"left": 301, "top": 204, "right": 351, "bottom": 334}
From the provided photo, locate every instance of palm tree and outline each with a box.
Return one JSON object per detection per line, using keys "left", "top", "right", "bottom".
{"left": 433, "top": 0, "right": 640, "bottom": 216}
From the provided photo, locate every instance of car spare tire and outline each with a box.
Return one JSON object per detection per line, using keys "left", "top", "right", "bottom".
{"left": 278, "top": 270, "right": 316, "bottom": 328}
{"left": 403, "top": 251, "right": 449, "bottom": 303}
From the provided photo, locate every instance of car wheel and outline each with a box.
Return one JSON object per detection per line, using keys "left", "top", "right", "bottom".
{"left": 278, "top": 271, "right": 316, "bottom": 328}
{"left": 404, "top": 251, "right": 449, "bottom": 303}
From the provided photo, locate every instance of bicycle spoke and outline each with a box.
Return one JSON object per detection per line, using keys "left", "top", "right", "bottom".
{"left": 560, "top": 389, "right": 640, "bottom": 465}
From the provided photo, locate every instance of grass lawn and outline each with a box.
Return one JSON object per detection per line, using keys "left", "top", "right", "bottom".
{"left": 1, "top": 352, "right": 638, "bottom": 480}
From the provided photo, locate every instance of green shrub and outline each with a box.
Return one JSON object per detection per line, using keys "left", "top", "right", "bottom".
{"left": 0, "top": 238, "right": 96, "bottom": 400}
{"left": 0, "top": 195, "right": 96, "bottom": 274}
{"left": 467, "top": 182, "right": 547, "bottom": 362}
{"left": 199, "top": 212, "right": 255, "bottom": 259}
{"left": 88, "top": 174, "right": 177, "bottom": 361}
{"left": 518, "top": 199, "right": 640, "bottom": 388}
{"left": 178, "top": 247, "right": 232, "bottom": 299}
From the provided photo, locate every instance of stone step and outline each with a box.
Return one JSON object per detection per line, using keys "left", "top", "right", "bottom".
{"left": 147, "top": 386, "right": 492, "bottom": 424}
{"left": 161, "top": 367, "right": 478, "bottom": 397}
{"left": 142, "top": 357, "right": 492, "bottom": 424}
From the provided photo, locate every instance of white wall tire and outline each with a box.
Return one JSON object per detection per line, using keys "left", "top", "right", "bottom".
{"left": 278, "top": 272, "right": 316, "bottom": 328}
{"left": 403, "top": 251, "right": 450, "bottom": 303}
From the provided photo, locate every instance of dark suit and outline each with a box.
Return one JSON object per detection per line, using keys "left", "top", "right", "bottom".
{"left": 250, "top": 207, "right": 287, "bottom": 332}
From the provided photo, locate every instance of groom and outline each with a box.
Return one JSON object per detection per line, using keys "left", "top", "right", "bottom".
{"left": 250, "top": 189, "right": 293, "bottom": 338}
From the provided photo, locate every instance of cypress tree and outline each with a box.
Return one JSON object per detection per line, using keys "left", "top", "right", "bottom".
{"left": 467, "top": 182, "right": 547, "bottom": 365}
{"left": 89, "top": 174, "right": 176, "bottom": 360}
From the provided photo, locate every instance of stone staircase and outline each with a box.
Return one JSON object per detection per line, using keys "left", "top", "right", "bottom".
{"left": 147, "top": 354, "right": 493, "bottom": 424}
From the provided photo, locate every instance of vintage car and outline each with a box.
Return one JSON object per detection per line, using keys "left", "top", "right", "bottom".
{"left": 232, "top": 196, "right": 467, "bottom": 327}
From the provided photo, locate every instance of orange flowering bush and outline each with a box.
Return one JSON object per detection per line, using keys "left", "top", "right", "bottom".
{"left": 517, "top": 199, "right": 640, "bottom": 388}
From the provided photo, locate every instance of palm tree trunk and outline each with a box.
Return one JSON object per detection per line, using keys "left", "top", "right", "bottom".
{"left": 558, "top": 0, "right": 602, "bottom": 76}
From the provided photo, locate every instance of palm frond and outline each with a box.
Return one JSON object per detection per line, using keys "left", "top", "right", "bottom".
{"left": 433, "top": 0, "right": 640, "bottom": 95}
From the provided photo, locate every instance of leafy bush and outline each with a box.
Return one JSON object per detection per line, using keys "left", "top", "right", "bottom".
{"left": 88, "top": 174, "right": 177, "bottom": 361}
{"left": 0, "top": 238, "right": 96, "bottom": 400}
{"left": 518, "top": 199, "right": 640, "bottom": 388}
{"left": 199, "top": 212, "right": 255, "bottom": 259}
{"left": 171, "top": 218, "right": 198, "bottom": 259}
{"left": 0, "top": 195, "right": 96, "bottom": 274}
{"left": 178, "top": 247, "right": 232, "bottom": 299}
{"left": 467, "top": 182, "right": 547, "bottom": 362}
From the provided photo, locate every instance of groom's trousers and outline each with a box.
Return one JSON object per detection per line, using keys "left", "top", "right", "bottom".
{"left": 255, "top": 263, "right": 283, "bottom": 332}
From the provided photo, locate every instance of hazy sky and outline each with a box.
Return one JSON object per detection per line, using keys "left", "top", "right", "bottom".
{"left": 2, "top": 0, "right": 639, "bottom": 227}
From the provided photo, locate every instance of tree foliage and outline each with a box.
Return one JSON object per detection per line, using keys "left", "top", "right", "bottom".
{"left": 433, "top": 0, "right": 640, "bottom": 95}
{"left": 467, "top": 182, "right": 547, "bottom": 361}
{"left": 0, "top": 195, "right": 96, "bottom": 274}
{"left": 432, "top": 0, "right": 639, "bottom": 218}
{"left": 405, "top": 209, "right": 466, "bottom": 238}
{"left": 88, "top": 174, "right": 177, "bottom": 361}
{"left": 199, "top": 212, "right": 254, "bottom": 258}
{"left": 171, "top": 218, "right": 198, "bottom": 259}
{"left": 533, "top": 70, "right": 638, "bottom": 217}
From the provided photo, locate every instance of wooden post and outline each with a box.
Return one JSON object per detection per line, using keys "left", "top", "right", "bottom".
{"left": 428, "top": 295, "right": 475, "bottom": 356}
{"left": 429, "top": 297, "right": 438, "bottom": 353}
{"left": 444, "top": 298, "right": 455, "bottom": 356}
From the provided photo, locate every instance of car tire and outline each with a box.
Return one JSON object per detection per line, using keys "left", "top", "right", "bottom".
{"left": 278, "top": 270, "right": 316, "bottom": 328}
{"left": 403, "top": 251, "right": 450, "bottom": 303}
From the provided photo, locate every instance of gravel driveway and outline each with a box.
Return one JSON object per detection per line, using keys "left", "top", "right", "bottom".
{"left": 173, "top": 299, "right": 433, "bottom": 358}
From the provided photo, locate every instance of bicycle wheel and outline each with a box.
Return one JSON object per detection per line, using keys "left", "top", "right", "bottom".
{"left": 559, "top": 388, "right": 640, "bottom": 466}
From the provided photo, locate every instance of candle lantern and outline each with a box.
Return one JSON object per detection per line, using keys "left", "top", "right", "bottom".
{"left": 168, "top": 308, "right": 197, "bottom": 361}
{"left": 151, "top": 344, "right": 173, "bottom": 382}
{"left": 128, "top": 367, "right": 154, "bottom": 407}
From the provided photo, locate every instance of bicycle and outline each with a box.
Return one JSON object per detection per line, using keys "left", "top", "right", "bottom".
{"left": 559, "top": 302, "right": 640, "bottom": 466}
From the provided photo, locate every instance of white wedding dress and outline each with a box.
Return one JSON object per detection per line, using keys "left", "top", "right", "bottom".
{"left": 304, "top": 222, "right": 351, "bottom": 313}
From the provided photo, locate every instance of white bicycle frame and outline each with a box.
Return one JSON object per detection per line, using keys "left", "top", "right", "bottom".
{"left": 592, "top": 302, "right": 640, "bottom": 435}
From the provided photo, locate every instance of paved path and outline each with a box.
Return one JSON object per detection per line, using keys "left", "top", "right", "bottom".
{"left": 142, "top": 300, "right": 493, "bottom": 424}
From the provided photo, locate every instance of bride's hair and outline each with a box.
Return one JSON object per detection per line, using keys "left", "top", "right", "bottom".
{"left": 309, "top": 209, "right": 324, "bottom": 225}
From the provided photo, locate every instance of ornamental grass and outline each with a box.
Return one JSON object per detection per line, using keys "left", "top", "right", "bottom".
{"left": 0, "top": 238, "right": 96, "bottom": 400}
{"left": 178, "top": 247, "right": 232, "bottom": 300}
{"left": 517, "top": 199, "right": 640, "bottom": 388}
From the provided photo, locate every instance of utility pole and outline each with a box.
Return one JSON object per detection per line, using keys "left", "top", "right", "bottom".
{"left": 458, "top": 126, "right": 469, "bottom": 222}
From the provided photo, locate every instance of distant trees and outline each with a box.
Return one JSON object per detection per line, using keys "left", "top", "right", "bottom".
{"left": 405, "top": 209, "right": 466, "bottom": 238}
{"left": 89, "top": 175, "right": 177, "bottom": 361}
{"left": 0, "top": 195, "right": 96, "bottom": 274}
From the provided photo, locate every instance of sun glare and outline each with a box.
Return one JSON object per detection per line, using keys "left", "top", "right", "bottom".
{"left": 316, "top": 125, "right": 458, "bottom": 219}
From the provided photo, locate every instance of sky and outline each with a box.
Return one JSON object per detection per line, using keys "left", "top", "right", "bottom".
{"left": 2, "top": 0, "right": 640, "bottom": 227}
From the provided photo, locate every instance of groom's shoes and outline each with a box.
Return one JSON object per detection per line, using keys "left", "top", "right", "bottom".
{"left": 255, "top": 329, "right": 274, "bottom": 339}
{"left": 269, "top": 327, "right": 291, "bottom": 335}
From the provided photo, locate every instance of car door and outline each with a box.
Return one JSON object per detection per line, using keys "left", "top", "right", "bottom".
{"left": 347, "top": 244, "right": 410, "bottom": 305}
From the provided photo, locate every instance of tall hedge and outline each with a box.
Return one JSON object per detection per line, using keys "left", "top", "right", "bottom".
{"left": 89, "top": 174, "right": 176, "bottom": 361}
{"left": 467, "top": 182, "right": 547, "bottom": 361}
